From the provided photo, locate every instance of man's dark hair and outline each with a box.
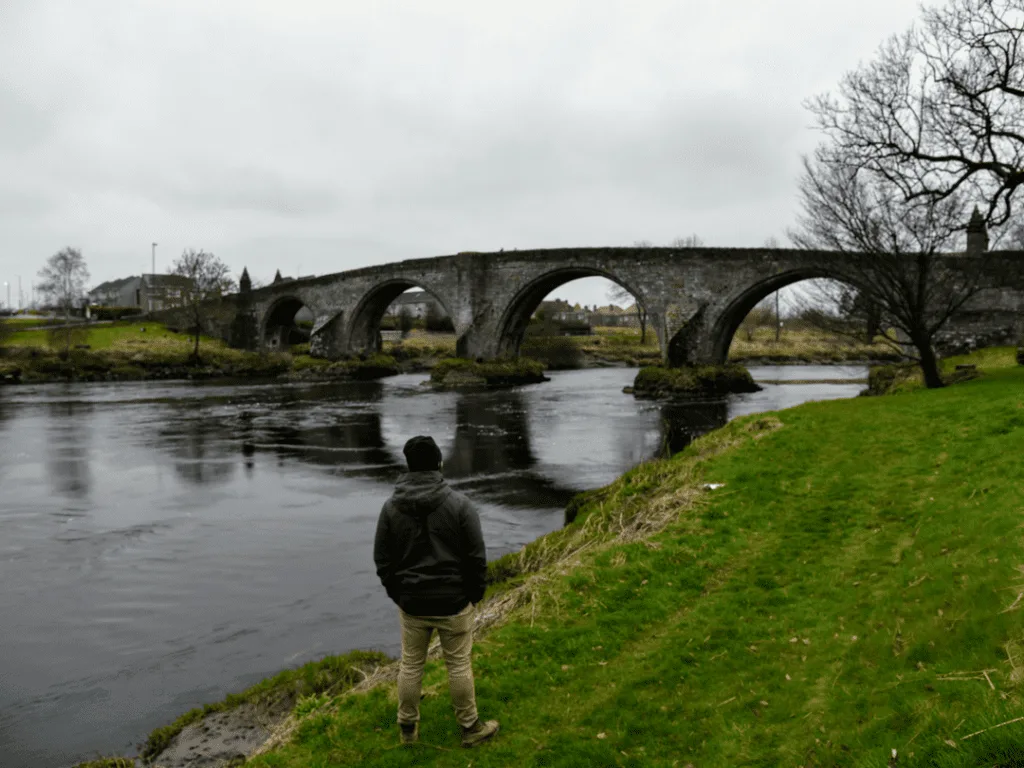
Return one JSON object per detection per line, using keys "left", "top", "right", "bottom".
{"left": 403, "top": 435, "right": 442, "bottom": 472}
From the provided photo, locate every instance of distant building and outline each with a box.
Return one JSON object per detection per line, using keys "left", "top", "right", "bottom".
{"left": 384, "top": 290, "right": 443, "bottom": 319}
{"left": 590, "top": 304, "right": 640, "bottom": 327}
{"left": 88, "top": 276, "right": 141, "bottom": 306}
{"left": 139, "top": 274, "right": 194, "bottom": 312}
{"left": 87, "top": 273, "right": 195, "bottom": 311}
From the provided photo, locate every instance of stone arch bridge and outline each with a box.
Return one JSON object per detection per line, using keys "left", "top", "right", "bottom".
{"left": 224, "top": 246, "right": 1024, "bottom": 366}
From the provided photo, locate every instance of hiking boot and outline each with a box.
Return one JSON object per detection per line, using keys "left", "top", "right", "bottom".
{"left": 461, "top": 718, "right": 500, "bottom": 748}
{"left": 399, "top": 722, "right": 419, "bottom": 745}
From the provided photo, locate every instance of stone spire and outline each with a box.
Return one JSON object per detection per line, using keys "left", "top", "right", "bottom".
{"left": 239, "top": 267, "right": 252, "bottom": 293}
{"left": 966, "top": 206, "right": 989, "bottom": 255}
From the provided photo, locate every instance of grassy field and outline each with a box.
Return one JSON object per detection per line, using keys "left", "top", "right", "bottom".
{"left": 231, "top": 350, "right": 1024, "bottom": 768}
{"left": 383, "top": 326, "right": 899, "bottom": 367}
{"left": 0, "top": 316, "right": 64, "bottom": 329}
{"left": 728, "top": 326, "right": 899, "bottom": 363}
{"left": 3, "top": 320, "right": 198, "bottom": 349}
{"left": 0, "top": 321, "right": 297, "bottom": 383}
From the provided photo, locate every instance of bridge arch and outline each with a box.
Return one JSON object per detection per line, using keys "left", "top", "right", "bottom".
{"left": 261, "top": 295, "right": 311, "bottom": 350}
{"left": 495, "top": 267, "right": 649, "bottom": 358}
{"left": 347, "top": 279, "right": 455, "bottom": 354}
{"left": 698, "top": 268, "right": 861, "bottom": 365}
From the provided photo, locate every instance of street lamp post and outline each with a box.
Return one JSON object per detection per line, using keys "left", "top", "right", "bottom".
{"left": 150, "top": 242, "right": 158, "bottom": 312}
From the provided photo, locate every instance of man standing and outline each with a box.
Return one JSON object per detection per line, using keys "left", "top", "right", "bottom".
{"left": 374, "top": 435, "right": 500, "bottom": 748}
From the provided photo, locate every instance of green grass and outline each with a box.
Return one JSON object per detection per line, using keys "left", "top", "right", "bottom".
{"left": 0, "top": 323, "right": 400, "bottom": 383}
{"left": 244, "top": 353, "right": 1024, "bottom": 767}
{"left": 1, "top": 316, "right": 64, "bottom": 329}
{"left": 865, "top": 346, "right": 1020, "bottom": 395}
{"left": 4, "top": 320, "right": 191, "bottom": 348}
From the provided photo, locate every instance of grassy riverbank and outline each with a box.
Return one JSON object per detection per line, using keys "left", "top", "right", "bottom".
{"left": 224, "top": 350, "right": 1024, "bottom": 768}
{"left": 0, "top": 322, "right": 400, "bottom": 383}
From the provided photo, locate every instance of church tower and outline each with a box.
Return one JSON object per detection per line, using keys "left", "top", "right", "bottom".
{"left": 966, "top": 206, "right": 989, "bottom": 255}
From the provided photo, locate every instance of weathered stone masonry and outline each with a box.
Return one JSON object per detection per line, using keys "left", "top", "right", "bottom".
{"left": 224, "top": 245, "right": 1024, "bottom": 366}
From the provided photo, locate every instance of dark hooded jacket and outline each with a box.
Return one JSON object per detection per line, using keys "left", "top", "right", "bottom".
{"left": 373, "top": 471, "right": 487, "bottom": 617}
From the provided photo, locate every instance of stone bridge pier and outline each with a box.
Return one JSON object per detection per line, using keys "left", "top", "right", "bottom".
{"left": 226, "top": 244, "right": 1024, "bottom": 367}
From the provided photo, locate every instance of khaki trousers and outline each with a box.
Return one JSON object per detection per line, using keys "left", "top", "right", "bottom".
{"left": 397, "top": 602, "right": 478, "bottom": 728}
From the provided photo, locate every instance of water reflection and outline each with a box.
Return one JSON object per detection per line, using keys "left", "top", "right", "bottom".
{"left": 260, "top": 408, "right": 398, "bottom": 477}
{"left": 163, "top": 414, "right": 237, "bottom": 486}
{"left": 46, "top": 400, "right": 93, "bottom": 501}
{"left": 657, "top": 400, "right": 729, "bottom": 456}
{"left": 447, "top": 392, "right": 535, "bottom": 475}
{"left": 446, "top": 392, "right": 580, "bottom": 509}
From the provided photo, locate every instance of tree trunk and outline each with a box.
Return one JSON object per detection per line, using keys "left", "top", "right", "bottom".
{"left": 774, "top": 291, "right": 781, "bottom": 342}
{"left": 192, "top": 307, "right": 201, "bottom": 363}
{"left": 914, "top": 335, "right": 944, "bottom": 389}
{"left": 638, "top": 310, "right": 647, "bottom": 344}
{"left": 864, "top": 300, "right": 881, "bottom": 344}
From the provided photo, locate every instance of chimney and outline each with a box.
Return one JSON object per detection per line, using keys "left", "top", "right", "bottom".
{"left": 966, "top": 206, "right": 989, "bottom": 255}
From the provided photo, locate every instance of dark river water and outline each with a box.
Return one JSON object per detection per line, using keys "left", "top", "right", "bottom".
{"left": 0, "top": 365, "right": 865, "bottom": 767}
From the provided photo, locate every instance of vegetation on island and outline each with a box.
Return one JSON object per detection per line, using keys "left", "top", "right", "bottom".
{"left": 428, "top": 357, "right": 548, "bottom": 390}
{"left": 629, "top": 364, "right": 762, "bottom": 399}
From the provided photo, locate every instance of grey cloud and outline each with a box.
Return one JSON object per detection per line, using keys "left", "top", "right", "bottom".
{"left": 149, "top": 165, "right": 340, "bottom": 216}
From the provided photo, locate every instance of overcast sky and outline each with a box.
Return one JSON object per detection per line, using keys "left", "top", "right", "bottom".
{"left": 1, "top": 0, "right": 927, "bottom": 309}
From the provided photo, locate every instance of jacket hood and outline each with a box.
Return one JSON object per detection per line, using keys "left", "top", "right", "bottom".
{"left": 391, "top": 471, "right": 451, "bottom": 517}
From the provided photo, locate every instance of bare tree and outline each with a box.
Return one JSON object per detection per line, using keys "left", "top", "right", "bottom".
{"left": 992, "top": 218, "right": 1024, "bottom": 250}
{"left": 807, "top": 0, "right": 1024, "bottom": 229}
{"left": 169, "top": 249, "right": 235, "bottom": 362}
{"left": 398, "top": 306, "right": 414, "bottom": 336}
{"left": 790, "top": 145, "right": 982, "bottom": 388}
{"left": 606, "top": 282, "right": 649, "bottom": 344}
{"left": 739, "top": 300, "right": 775, "bottom": 342}
{"left": 788, "top": 279, "right": 883, "bottom": 345}
{"left": 669, "top": 234, "right": 704, "bottom": 248}
{"left": 37, "top": 247, "right": 90, "bottom": 356}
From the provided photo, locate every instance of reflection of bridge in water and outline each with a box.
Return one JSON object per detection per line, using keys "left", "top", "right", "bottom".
{"left": 148, "top": 382, "right": 729, "bottom": 510}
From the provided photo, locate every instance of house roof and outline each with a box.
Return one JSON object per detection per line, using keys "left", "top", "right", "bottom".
{"left": 88, "top": 275, "right": 139, "bottom": 296}
{"left": 142, "top": 274, "right": 194, "bottom": 288}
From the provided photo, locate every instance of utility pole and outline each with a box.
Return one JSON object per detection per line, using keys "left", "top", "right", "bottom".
{"left": 150, "top": 242, "right": 158, "bottom": 313}
{"left": 16, "top": 275, "right": 21, "bottom": 310}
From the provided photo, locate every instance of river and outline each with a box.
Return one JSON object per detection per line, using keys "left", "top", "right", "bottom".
{"left": 0, "top": 365, "right": 866, "bottom": 767}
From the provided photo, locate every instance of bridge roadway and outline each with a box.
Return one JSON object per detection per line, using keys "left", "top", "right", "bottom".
{"left": 226, "top": 246, "right": 1024, "bottom": 366}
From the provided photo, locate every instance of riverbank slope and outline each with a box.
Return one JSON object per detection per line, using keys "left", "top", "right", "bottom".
{"left": 162, "top": 352, "right": 1024, "bottom": 768}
